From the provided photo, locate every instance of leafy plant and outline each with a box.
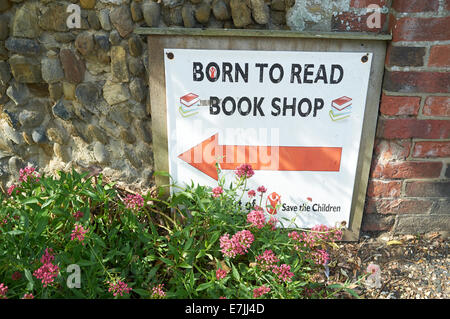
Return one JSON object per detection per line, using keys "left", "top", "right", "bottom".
{"left": 0, "top": 164, "right": 363, "bottom": 299}
{"left": 0, "top": 168, "right": 158, "bottom": 299}
{"left": 148, "top": 164, "right": 356, "bottom": 299}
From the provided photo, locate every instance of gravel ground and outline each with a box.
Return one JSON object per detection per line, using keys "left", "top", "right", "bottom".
{"left": 327, "top": 231, "right": 449, "bottom": 299}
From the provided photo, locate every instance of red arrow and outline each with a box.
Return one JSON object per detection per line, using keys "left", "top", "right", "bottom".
{"left": 178, "top": 133, "right": 342, "bottom": 180}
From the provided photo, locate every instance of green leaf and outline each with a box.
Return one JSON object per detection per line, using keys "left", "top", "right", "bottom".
{"left": 189, "top": 270, "right": 195, "bottom": 290}
{"left": 34, "top": 216, "right": 48, "bottom": 237}
{"left": 24, "top": 269, "right": 34, "bottom": 291}
{"left": 77, "top": 260, "right": 97, "bottom": 266}
{"left": 159, "top": 257, "right": 175, "bottom": 266}
{"left": 81, "top": 189, "right": 97, "bottom": 199}
{"left": 71, "top": 288, "right": 87, "bottom": 298}
{"left": 41, "top": 197, "right": 55, "bottom": 209}
{"left": 52, "top": 208, "right": 67, "bottom": 217}
{"left": 206, "top": 232, "right": 220, "bottom": 249}
{"left": 345, "top": 288, "right": 360, "bottom": 299}
{"left": 181, "top": 191, "right": 194, "bottom": 200}
{"left": 327, "top": 283, "right": 343, "bottom": 290}
{"left": 177, "top": 262, "right": 192, "bottom": 269}
{"left": 133, "top": 288, "right": 150, "bottom": 298}
{"left": 20, "top": 197, "right": 39, "bottom": 205}
{"left": 196, "top": 250, "right": 206, "bottom": 259}
{"left": 6, "top": 230, "right": 24, "bottom": 236}
{"left": 93, "top": 236, "right": 107, "bottom": 249}
{"left": 184, "top": 237, "right": 194, "bottom": 251}
{"left": 232, "top": 264, "right": 240, "bottom": 281}
{"left": 196, "top": 282, "right": 213, "bottom": 292}
{"left": 146, "top": 265, "right": 160, "bottom": 281}
{"left": 153, "top": 171, "right": 170, "bottom": 177}
{"left": 239, "top": 283, "right": 251, "bottom": 298}
{"left": 197, "top": 197, "right": 206, "bottom": 212}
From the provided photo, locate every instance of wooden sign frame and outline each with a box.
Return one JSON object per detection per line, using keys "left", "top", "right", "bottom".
{"left": 136, "top": 27, "right": 389, "bottom": 241}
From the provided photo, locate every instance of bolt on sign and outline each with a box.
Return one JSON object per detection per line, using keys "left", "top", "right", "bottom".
{"left": 165, "top": 49, "right": 372, "bottom": 230}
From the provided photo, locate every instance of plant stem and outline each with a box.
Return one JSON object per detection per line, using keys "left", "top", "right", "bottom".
{"left": 147, "top": 207, "right": 180, "bottom": 231}
{"left": 87, "top": 241, "right": 113, "bottom": 281}
{"left": 237, "top": 178, "right": 247, "bottom": 204}
{"left": 193, "top": 262, "right": 208, "bottom": 280}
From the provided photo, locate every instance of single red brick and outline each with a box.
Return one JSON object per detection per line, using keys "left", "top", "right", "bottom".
{"left": 371, "top": 161, "right": 443, "bottom": 179}
{"left": 392, "top": 0, "right": 439, "bottom": 12}
{"left": 332, "top": 11, "right": 387, "bottom": 32}
{"left": 350, "top": 0, "right": 386, "bottom": 8}
{"left": 429, "top": 45, "right": 450, "bottom": 67}
{"left": 412, "top": 141, "right": 450, "bottom": 158}
{"left": 386, "top": 46, "right": 425, "bottom": 67}
{"left": 423, "top": 96, "right": 450, "bottom": 117}
{"left": 378, "top": 118, "right": 450, "bottom": 139}
{"left": 365, "top": 198, "right": 433, "bottom": 214}
{"left": 405, "top": 181, "right": 450, "bottom": 197}
{"left": 366, "top": 180, "right": 402, "bottom": 198}
{"left": 380, "top": 94, "right": 421, "bottom": 116}
{"left": 361, "top": 213, "right": 395, "bottom": 231}
{"left": 383, "top": 71, "right": 450, "bottom": 93}
{"left": 391, "top": 17, "right": 450, "bottom": 42}
{"left": 373, "top": 139, "right": 411, "bottom": 161}
{"left": 432, "top": 199, "right": 450, "bottom": 215}
{"left": 393, "top": 199, "right": 433, "bottom": 214}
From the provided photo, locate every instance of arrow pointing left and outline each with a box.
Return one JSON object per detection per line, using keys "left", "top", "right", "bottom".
{"left": 177, "top": 133, "right": 342, "bottom": 181}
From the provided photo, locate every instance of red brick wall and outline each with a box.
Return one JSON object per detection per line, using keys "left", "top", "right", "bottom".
{"left": 362, "top": 0, "right": 450, "bottom": 234}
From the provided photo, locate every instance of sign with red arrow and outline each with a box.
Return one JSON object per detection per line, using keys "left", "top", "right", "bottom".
{"left": 164, "top": 49, "right": 373, "bottom": 229}
{"left": 178, "top": 133, "right": 342, "bottom": 180}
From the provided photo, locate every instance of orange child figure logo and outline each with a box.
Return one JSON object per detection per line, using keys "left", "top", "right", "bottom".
{"left": 209, "top": 66, "right": 217, "bottom": 79}
{"left": 266, "top": 192, "right": 281, "bottom": 215}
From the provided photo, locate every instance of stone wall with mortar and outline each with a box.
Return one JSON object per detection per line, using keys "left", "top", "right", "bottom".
{"left": 0, "top": 0, "right": 447, "bottom": 235}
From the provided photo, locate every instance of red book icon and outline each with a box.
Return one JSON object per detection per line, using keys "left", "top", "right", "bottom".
{"left": 180, "top": 93, "right": 200, "bottom": 108}
{"left": 331, "top": 96, "right": 352, "bottom": 111}
{"left": 179, "top": 93, "right": 200, "bottom": 118}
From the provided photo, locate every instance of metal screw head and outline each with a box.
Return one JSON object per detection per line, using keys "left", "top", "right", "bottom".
{"left": 361, "top": 54, "right": 369, "bottom": 63}
{"left": 166, "top": 52, "right": 174, "bottom": 60}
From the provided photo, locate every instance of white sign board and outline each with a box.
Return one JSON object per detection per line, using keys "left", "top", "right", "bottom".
{"left": 164, "top": 49, "right": 373, "bottom": 228}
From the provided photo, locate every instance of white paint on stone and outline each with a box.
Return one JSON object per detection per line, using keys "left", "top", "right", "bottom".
{"left": 286, "top": 0, "right": 350, "bottom": 31}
